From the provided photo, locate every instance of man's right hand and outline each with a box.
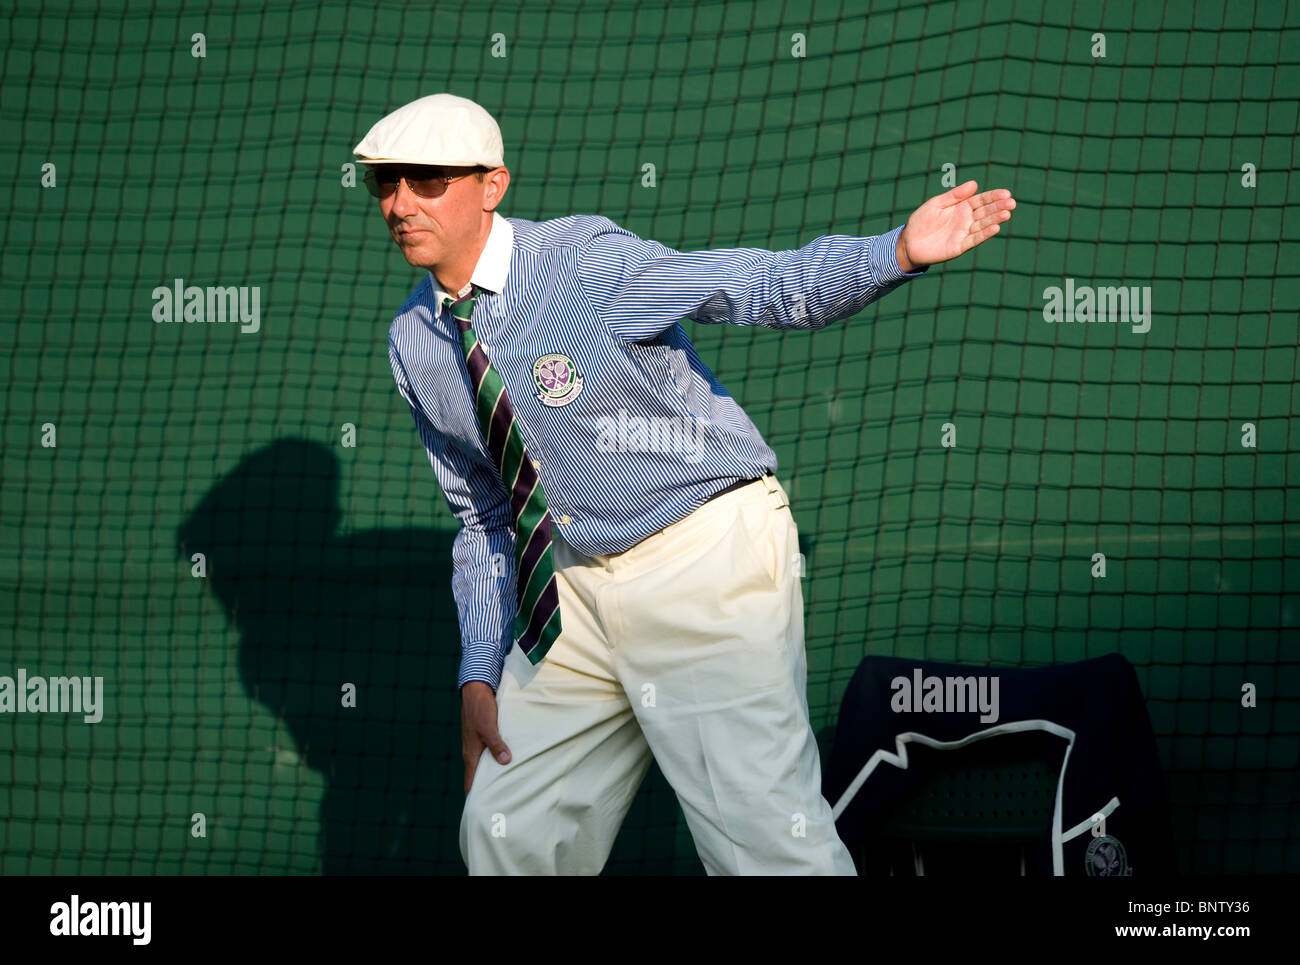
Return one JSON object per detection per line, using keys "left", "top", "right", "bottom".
{"left": 461, "top": 680, "right": 512, "bottom": 795}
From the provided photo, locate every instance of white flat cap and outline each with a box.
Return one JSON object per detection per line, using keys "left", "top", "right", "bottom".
{"left": 353, "top": 93, "right": 504, "bottom": 167}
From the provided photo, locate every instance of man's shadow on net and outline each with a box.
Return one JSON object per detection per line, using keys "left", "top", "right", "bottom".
{"left": 177, "top": 438, "right": 692, "bottom": 874}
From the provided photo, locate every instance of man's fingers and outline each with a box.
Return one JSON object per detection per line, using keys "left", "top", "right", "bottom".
{"left": 933, "top": 180, "right": 978, "bottom": 208}
{"left": 971, "top": 196, "right": 1015, "bottom": 219}
{"left": 935, "top": 184, "right": 1013, "bottom": 214}
{"left": 959, "top": 191, "right": 1014, "bottom": 221}
{"left": 971, "top": 187, "right": 1012, "bottom": 206}
{"left": 963, "top": 221, "right": 1002, "bottom": 252}
{"left": 485, "top": 730, "right": 512, "bottom": 765}
{"left": 463, "top": 729, "right": 510, "bottom": 795}
{"left": 470, "top": 698, "right": 512, "bottom": 765}
{"left": 967, "top": 199, "right": 1015, "bottom": 226}
{"left": 971, "top": 208, "right": 1013, "bottom": 232}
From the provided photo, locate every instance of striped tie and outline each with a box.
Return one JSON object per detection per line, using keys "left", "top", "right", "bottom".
{"left": 444, "top": 285, "right": 562, "bottom": 666}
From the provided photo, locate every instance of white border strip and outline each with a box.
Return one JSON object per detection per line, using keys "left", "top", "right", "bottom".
{"left": 830, "top": 719, "right": 1121, "bottom": 875}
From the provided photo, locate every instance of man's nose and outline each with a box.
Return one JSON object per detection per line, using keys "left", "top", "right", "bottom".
{"left": 390, "top": 177, "right": 419, "bottom": 216}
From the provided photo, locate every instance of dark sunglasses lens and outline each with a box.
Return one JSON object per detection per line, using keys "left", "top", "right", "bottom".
{"left": 406, "top": 177, "right": 447, "bottom": 198}
{"left": 363, "top": 169, "right": 394, "bottom": 197}
{"left": 364, "top": 167, "right": 448, "bottom": 199}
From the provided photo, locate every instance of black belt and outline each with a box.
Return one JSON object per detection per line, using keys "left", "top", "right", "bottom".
{"left": 703, "top": 476, "right": 762, "bottom": 504}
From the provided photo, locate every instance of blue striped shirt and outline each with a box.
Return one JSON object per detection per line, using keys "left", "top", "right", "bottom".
{"left": 387, "top": 212, "right": 926, "bottom": 690}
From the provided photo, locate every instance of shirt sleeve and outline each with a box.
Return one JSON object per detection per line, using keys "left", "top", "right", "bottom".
{"left": 388, "top": 338, "right": 517, "bottom": 694}
{"left": 574, "top": 219, "right": 928, "bottom": 343}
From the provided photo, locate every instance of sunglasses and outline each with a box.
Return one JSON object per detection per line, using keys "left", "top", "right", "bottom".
{"left": 363, "top": 165, "right": 481, "bottom": 200}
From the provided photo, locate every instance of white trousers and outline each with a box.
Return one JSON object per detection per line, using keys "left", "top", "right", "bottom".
{"left": 459, "top": 474, "right": 857, "bottom": 875}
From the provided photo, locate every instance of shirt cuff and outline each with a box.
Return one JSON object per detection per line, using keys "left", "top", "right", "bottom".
{"left": 868, "top": 224, "right": 930, "bottom": 286}
{"left": 458, "top": 640, "right": 507, "bottom": 693}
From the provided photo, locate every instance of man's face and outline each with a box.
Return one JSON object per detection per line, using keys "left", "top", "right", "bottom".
{"left": 373, "top": 164, "right": 496, "bottom": 271}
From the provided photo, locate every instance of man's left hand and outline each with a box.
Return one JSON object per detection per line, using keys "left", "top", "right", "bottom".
{"left": 896, "top": 180, "right": 1016, "bottom": 272}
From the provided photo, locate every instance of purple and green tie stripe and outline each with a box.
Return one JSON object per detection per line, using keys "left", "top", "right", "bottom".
{"left": 445, "top": 286, "right": 561, "bottom": 665}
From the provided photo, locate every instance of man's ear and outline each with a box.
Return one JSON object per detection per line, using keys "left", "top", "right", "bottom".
{"left": 484, "top": 166, "right": 510, "bottom": 211}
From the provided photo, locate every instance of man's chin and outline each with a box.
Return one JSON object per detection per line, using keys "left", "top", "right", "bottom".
{"left": 397, "top": 243, "right": 437, "bottom": 270}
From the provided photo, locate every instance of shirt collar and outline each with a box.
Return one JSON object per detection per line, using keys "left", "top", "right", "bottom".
{"left": 430, "top": 210, "right": 513, "bottom": 306}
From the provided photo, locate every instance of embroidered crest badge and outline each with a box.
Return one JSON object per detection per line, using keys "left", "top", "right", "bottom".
{"left": 533, "top": 353, "right": 584, "bottom": 407}
{"left": 1084, "top": 834, "right": 1130, "bottom": 876}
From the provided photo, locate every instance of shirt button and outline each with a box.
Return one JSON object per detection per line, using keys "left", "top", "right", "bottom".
{"left": 559, "top": 515, "right": 571, "bottom": 524}
{"left": 532, "top": 459, "right": 541, "bottom": 469}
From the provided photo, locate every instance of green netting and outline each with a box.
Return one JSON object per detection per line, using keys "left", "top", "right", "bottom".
{"left": 1, "top": 0, "right": 1297, "bottom": 875}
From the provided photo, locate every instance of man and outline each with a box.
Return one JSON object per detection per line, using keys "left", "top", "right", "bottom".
{"left": 355, "top": 92, "right": 1015, "bottom": 875}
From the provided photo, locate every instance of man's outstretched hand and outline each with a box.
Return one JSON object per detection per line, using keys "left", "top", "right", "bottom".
{"left": 896, "top": 180, "right": 1016, "bottom": 272}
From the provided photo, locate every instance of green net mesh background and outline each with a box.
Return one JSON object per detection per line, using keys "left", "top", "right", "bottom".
{"left": 2, "top": 0, "right": 1297, "bottom": 875}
